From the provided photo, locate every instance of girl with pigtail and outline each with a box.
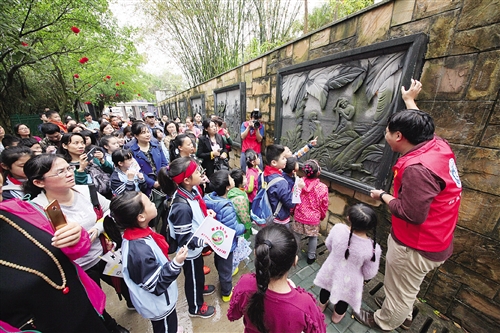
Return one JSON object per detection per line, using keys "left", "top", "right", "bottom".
{"left": 313, "top": 204, "right": 381, "bottom": 324}
{"left": 228, "top": 224, "right": 326, "bottom": 333}
{"left": 291, "top": 159, "right": 329, "bottom": 264}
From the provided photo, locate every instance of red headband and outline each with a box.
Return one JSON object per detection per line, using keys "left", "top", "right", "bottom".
{"left": 171, "top": 160, "right": 198, "bottom": 184}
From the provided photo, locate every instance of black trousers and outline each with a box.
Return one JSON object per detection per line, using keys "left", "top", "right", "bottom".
{"left": 151, "top": 309, "right": 178, "bottom": 333}
{"left": 183, "top": 255, "right": 205, "bottom": 314}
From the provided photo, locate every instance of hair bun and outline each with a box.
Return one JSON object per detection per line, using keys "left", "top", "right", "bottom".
{"left": 303, "top": 164, "right": 314, "bottom": 177}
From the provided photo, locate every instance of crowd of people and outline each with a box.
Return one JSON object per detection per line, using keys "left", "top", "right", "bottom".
{"left": 0, "top": 80, "right": 462, "bottom": 333}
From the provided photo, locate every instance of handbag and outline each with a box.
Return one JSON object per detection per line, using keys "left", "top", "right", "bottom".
{"left": 149, "top": 188, "right": 167, "bottom": 231}
{"left": 214, "top": 157, "right": 229, "bottom": 171}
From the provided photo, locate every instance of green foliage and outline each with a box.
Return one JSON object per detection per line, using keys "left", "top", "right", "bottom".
{"left": 296, "top": 0, "right": 373, "bottom": 33}
{"left": 0, "top": 0, "right": 147, "bottom": 128}
{"left": 142, "top": 0, "right": 301, "bottom": 86}
{"left": 244, "top": 37, "right": 289, "bottom": 62}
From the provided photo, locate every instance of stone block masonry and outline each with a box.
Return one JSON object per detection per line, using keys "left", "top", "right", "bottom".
{"left": 159, "top": 1, "right": 500, "bottom": 331}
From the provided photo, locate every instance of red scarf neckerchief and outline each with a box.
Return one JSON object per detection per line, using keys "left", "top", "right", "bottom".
{"left": 263, "top": 165, "right": 282, "bottom": 177}
{"left": 6, "top": 175, "right": 22, "bottom": 185}
{"left": 177, "top": 187, "right": 208, "bottom": 217}
{"left": 123, "top": 227, "right": 170, "bottom": 258}
{"left": 49, "top": 120, "right": 68, "bottom": 133}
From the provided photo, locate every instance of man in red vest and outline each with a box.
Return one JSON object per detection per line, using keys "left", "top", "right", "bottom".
{"left": 355, "top": 79, "right": 462, "bottom": 331}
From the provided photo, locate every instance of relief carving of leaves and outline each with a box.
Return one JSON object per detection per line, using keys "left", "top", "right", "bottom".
{"left": 326, "top": 65, "right": 366, "bottom": 92}
{"left": 282, "top": 72, "right": 308, "bottom": 111}
{"left": 305, "top": 67, "right": 331, "bottom": 110}
{"left": 365, "top": 52, "right": 405, "bottom": 102}
{"left": 357, "top": 144, "right": 384, "bottom": 163}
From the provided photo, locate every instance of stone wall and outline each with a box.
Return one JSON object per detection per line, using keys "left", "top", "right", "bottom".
{"left": 159, "top": 0, "right": 500, "bottom": 331}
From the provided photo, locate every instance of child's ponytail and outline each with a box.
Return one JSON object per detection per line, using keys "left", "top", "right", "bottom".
{"left": 247, "top": 242, "right": 272, "bottom": 333}
{"left": 103, "top": 215, "right": 123, "bottom": 249}
{"left": 344, "top": 228, "right": 354, "bottom": 260}
{"left": 371, "top": 224, "right": 377, "bottom": 262}
{"left": 158, "top": 157, "right": 196, "bottom": 196}
{"left": 247, "top": 225, "right": 298, "bottom": 333}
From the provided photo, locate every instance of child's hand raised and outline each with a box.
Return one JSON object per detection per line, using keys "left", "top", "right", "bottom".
{"left": 174, "top": 245, "right": 188, "bottom": 264}
{"left": 126, "top": 169, "right": 136, "bottom": 180}
{"left": 207, "top": 209, "right": 216, "bottom": 218}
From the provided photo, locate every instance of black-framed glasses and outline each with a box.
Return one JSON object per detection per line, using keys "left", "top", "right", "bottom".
{"left": 45, "top": 165, "right": 76, "bottom": 178}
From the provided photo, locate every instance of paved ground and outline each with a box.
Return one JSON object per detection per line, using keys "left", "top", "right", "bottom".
{"left": 104, "top": 234, "right": 464, "bottom": 333}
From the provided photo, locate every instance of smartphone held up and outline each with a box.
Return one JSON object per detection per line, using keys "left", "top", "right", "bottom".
{"left": 44, "top": 200, "right": 68, "bottom": 231}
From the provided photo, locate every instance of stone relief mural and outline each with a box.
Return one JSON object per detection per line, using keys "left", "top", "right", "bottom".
{"left": 214, "top": 83, "right": 246, "bottom": 148}
{"left": 169, "top": 102, "right": 177, "bottom": 120}
{"left": 276, "top": 35, "right": 427, "bottom": 191}
{"left": 190, "top": 95, "right": 205, "bottom": 118}
{"left": 178, "top": 99, "right": 188, "bottom": 121}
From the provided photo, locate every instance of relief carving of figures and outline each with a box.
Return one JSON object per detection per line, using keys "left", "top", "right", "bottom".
{"left": 179, "top": 100, "right": 188, "bottom": 120}
{"left": 215, "top": 87, "right": 243, "bottom": 145}
{"left": 280, "top": 51, "right": 405, "bottom": 186}
{"left": 190, "top": 97, "right": 204, "bottom": 117}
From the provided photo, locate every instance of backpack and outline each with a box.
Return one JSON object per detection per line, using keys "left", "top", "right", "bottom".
{"left": 161, "top": 195, "right": 187, "bottom": 254}
{"left": 250, "top": 173, "right": 285, "bottom": 226}
{"left": 86, "top": 163, "right": 111, "bottom": 198}
{"left": 149, "top": 188, "right": 167, "bottom": 230}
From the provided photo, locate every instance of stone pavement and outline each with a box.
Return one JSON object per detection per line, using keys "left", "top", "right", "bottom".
{"left": 104, "top": 234, "right": 465, "bottom": 333}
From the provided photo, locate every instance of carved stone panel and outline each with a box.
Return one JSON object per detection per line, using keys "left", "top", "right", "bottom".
{"left": 160, "top": 104, "right": 167, "bottom": 116}
{"left": 214, "top": 82, "right": 246, "bottom": 148}
{"left": 275, "top": 34, "right": 428, "bottom": 192}
{"left": 190, "top": 94, "right": 206, "bottom": 118}
{"left": 178, "top": 99, "right": 188, "bottom": 122}
{"left": 169, "top": 102, "right": 177, "bottom": 120}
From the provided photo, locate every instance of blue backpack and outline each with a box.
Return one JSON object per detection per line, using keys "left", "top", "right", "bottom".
{"left": 250, "top": 173, "right": 285, "bottom": 226}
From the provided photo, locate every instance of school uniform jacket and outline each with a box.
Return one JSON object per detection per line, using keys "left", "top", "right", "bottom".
{"left": 122, "top": 236, "right": 182, "bottom": 320}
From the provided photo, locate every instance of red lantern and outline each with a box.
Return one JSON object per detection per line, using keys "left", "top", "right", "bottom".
{"left": 79, "top": 57, "right": 89, "bottom": 64}
{"left": 71, "top": 26, "right": 80, "bottom": 34}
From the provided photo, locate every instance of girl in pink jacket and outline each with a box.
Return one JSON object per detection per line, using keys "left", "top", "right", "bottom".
{"left": 291, "top": 160, "right": 329, "bottom": 264}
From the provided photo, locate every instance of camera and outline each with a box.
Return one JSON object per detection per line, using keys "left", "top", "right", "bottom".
{"left": 253, "top": 120, "right": 261, "bottom": 129}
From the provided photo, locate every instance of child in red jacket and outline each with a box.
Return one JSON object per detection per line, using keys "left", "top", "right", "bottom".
{"left": 291, "top": 160, "right": 329, "bottom": 264}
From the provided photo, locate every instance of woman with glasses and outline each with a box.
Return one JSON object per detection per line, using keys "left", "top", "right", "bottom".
{"left": 22, "top": 154, "right": 130, "bottom": 333}
{"left": 14, "top": 123, "right": 42, "bottom": 142}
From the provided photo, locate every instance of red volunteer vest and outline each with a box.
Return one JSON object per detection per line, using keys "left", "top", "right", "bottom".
{"left": 241, "top": 122, "right": 262, "bottom": 153}
{"left": 392, "top": 136, "right": 462, "bottom": 252}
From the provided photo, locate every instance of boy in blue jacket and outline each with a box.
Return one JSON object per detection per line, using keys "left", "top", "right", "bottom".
{"left": 204, "top": 170, "right": 246, "bottom": 302}
{"left": 261, "top": 144, "right": 304, "bottom": 227}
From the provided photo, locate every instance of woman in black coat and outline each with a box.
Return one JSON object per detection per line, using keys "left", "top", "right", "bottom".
{"left": 196, "top": 119, "right": 228, "bottom": 178}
